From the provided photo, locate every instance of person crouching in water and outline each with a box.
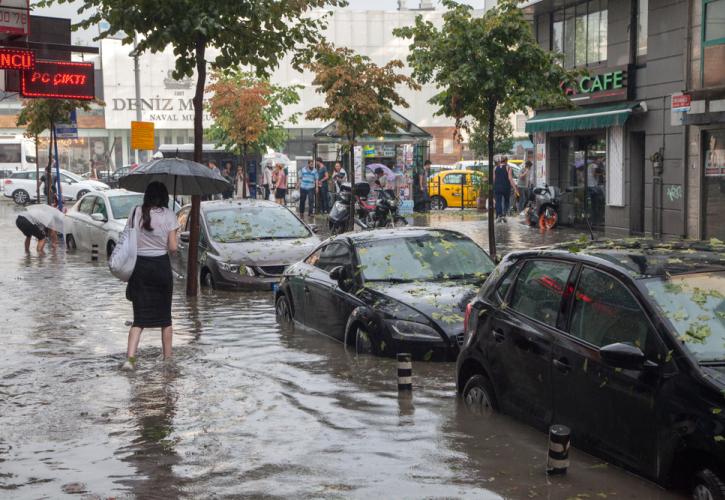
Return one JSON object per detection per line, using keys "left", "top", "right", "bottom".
{"left": 16, "top": 211, "right": 47, "bottom": 254}
{"left": 122, "top": 181, "right": 180, "bottom": 370}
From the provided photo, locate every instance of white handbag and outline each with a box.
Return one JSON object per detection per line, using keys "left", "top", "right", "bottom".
{"left": 109, "top": 206, "right": 139, "bottom": 282}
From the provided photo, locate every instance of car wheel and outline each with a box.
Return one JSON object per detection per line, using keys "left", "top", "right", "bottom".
{"left": 275, "top": 294, "right": 293, "bottom": 326}
{"left": 107, "top": 241, "right": 116, "bottom": 257}
{"left": 693, "top": 469, "right": 725, "bottom": 500}
{"left": 13, "top": 189, "right": 29, "bottom": 205}
{"left": 200, "top": 268, "right": 215, "bottom": 289}
{"left": 66, "top": 234, "right": 77, "bottom": 250}
{"left": 76, "top": 190, "right": 89, "bottom": 199}
{"left": 430, "top": 195, "right": 447, "bottom": 210}
{"left": 462, "top": 374, "right": 497, "bottom": 417}
{"left": 354, "top": 325, "right": 377, "bottom": 356}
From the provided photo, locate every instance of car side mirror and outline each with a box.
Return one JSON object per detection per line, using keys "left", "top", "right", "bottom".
{"left": 91, "top": 213, "right": 106, "bottom": 222}
{"left": 600, "top": 343, "right": 647, "bottom": 371}
{"left": 179, "top": 231, "right": 190, "bottom": 243}
{"left": 329, "top": 265, "right": 344, "bottom": 282}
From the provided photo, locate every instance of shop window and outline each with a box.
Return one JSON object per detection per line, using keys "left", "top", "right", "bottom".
{"left": 703, "top": 129, "right": 725, "bottom": 240}
{"left": 703, "top": 0, "right": 725, "bottom": 87}
{"left": 705, "top": 0, "right": 725, "bottom": 42}
{"left": 637, "top": 0, "right": 648, "bottom": 57}
{"left": 0, "top": 144, "right": 21, "bottom": 163}
{"left": 551, "top": 0, "right": 608, "bottom": 68}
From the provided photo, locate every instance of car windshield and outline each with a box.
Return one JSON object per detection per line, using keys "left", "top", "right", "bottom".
{"left": 204, "top": 206, "right": 310, "bottom": 243}
{"left": 109, "top": 195, "right": 144, "bottom": 219}
{"left": 644, "top": 271, "right": 725, "bottom": 363}
{"left": 356, "top": 232, "right": 494, "bottom": 282}
{"left": 63, "top": 170, "right": 82, "bottom": 182}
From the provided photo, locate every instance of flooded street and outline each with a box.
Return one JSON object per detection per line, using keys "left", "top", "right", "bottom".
{"left": 0, "top": 200, "right": 680, "bottom": 499}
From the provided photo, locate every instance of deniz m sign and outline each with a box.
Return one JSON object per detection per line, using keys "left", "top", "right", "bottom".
{"left": 21, "top": 60, "right": 95, "bottom": 100}
{"left": 560, "top": 65, "right": 633, "bottom": 104}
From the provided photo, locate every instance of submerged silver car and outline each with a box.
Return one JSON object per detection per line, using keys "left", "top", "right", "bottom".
{"left": 174, "top": 199, "right": 320, "bottom": 290}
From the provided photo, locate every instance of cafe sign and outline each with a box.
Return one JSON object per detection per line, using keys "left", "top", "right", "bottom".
{"left": 560, "top": 65, "right": 632, "bottom": 105}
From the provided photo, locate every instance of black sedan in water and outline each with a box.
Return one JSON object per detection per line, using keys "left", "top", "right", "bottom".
{"left": 275, "top": 228, "right": 495, "bottom": 360}
{"left": 457, "top": 239, "right": 725, "bottom": 497}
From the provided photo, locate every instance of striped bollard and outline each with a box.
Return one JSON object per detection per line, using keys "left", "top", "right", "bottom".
{"left": 91, "top": 244, "right": 99, "bottom": 261}
{"left": 397, "top": 353, "right": 412, "bottom": 393}
{"left": 546, "top": 424, "right": 571, "bottom": 475}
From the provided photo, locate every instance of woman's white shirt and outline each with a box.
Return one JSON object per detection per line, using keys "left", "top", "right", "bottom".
{"left": 130, "top": 207, "right": 180, "bottom": 257}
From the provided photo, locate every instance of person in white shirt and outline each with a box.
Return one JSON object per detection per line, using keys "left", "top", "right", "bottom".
{"left": 122, "top": 181, "right": 179, "bottom": 370}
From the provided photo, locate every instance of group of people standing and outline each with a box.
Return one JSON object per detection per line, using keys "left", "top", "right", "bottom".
{"left": 296, "top": 157, "right": 341, "bottom": 217}
{"left": 492, "top": 156, "right": 532, "bottom": 223}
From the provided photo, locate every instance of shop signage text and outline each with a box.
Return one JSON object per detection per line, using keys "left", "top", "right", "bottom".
{"left": 0, "top": 0, "right": 29, "bottom": 36}
{"left": 671, "top": 93, "right": 692, "bottom": 112}
{"left": 560, "top": 65, "right": 631, "bottom": 104}
{"left": 131, "top": 121, "right": 155, "bottom": 150}
{"left": 111, "top": 98, "right": 210, "bottom": 124}
{"left": 0, "top": 48, "right": 34, "bottom": 70}
{"left": 21, "top": 60, "right": 95, "bottom": 100}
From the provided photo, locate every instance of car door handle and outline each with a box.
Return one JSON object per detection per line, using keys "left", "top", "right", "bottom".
{"left": 492, "top": 328, "right": 505, "bottom": 343}
{"left": 553, "top": 357, "right": 571, "bottom": 374}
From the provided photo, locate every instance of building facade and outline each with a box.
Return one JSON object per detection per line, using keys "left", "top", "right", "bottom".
{"left": 525, "top": 0, "right": 694, "bottom": 237}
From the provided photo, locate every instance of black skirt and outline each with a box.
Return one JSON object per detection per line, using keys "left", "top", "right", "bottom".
{"left": 127, "top": 254, "right": 173, "bottom": 328}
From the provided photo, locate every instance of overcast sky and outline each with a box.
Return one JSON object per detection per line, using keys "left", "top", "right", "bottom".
{"left": 31, "top": 0, "right": 487, "bottom": 45}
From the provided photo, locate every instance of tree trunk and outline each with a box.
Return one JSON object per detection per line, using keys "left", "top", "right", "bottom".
{"left": 47, "top": 120, "right": 54, "bottom": 205}
{"left": 35, "top": 135, "right": 40, "bottom": 202}
{"left": 242, "top": 143, "right": 248, "bottom": 199}
{"left": 186, "top": 35, "right": 207, "bottom": 297}
{"left": 487, "top": 102, "right": 497, "bottom": 261}
{"left": 347, "top": 137, "right": 355, "bottom": 231}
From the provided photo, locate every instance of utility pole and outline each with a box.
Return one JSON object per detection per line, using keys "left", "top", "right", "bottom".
{"left": 133, "top": 36, "right": 142, "bottom": 163}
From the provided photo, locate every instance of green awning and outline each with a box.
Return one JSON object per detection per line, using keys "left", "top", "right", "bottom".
{"left": 525, "top": 102, "right": 640, "bottom": 133}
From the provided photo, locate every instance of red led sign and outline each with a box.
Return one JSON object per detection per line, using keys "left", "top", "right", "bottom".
{"left": 21, "top": 60, "right": 95, "bottom": 100}
{"left": 0, "top": 48, "right": 34, "bottom": 70}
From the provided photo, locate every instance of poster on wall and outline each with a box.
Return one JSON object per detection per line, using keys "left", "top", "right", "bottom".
{"left": 705, "top": 133, "right": 725, "bottom": 177}
{"left": 534, "top": 132, "right": 546, "bottom": 186}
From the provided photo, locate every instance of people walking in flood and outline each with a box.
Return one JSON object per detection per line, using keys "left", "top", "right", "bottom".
{"left": 15, "top": 211, "right": 47, "bottom": 254}
{"left": 516, "top": 160, "right": 532, "bottom": 213}
{"left": 493, "top": 156, "right": 518, "bottom": 223}
{"left": 122, "top": 181, "right": 179, "bottom": 370}
{"left": 298, "top": 160, "right": 317, "bottom": 217}
{"left": 273, "top": 163, "right": 287, "bottom": 206}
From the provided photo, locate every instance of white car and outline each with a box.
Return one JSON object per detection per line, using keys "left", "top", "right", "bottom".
{"left": 64, "top": 189, "right": 144, "bottom": 256}
{"left": 3, "top": 169, "right": 110, "bottom": 205}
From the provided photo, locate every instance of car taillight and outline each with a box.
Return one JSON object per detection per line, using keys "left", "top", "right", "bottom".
{"left": 3, "top": 179, "right": 11, "bottom": 185}
{"left": 463, "top": 302, "right": 473, "bottom": 333}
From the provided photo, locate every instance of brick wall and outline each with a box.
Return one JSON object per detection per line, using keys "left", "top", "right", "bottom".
{"left": 425, "top": 126, "right": 464, "bottom": 165}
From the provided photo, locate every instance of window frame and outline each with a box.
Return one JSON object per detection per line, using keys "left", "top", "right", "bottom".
{"left": 78, "top": 195, "right": 96, "bottom": 215}
{"left": 701, "top": 0, "right": 725, "bottom": 87}
{"left": 443, "top": 173, "right": 464, "bottom": 185}
{"left": 506, "top": 258, "right": 577, "bottom": 330}
{"left": 314, "top": 241, "right": 353, "bottom": 274}
{"left": 549, "top": 0, "right": 609, "bottom": 68}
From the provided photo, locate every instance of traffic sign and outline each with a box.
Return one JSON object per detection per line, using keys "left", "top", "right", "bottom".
{"left": 131, "top": 121, "right": 155, "bottom": 150}
{"left": 55, "top": 110, "right": 78, "bottom": 139}
{"left": 672, "top": 93, "right": 692, "bottom": 113}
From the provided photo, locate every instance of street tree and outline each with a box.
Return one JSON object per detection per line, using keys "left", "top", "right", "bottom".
{"left": 206, "top": 70, "right": 301, "bottom": 197}
{"left": 305, "top": 43, "right": 419, "bottom": 229}
{"left": 17, "top": 99, "right": 94, "bottom": 202}
{"left": 394, "top": 0, "right": 577, "bottom": 259}
{"left": 45, "top": 0, "right": 345, "bottom": 295}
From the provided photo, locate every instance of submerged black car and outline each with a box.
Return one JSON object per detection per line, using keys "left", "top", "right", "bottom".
{"left": 275, "top": 228, "right": 495, "bottom": 360}
{"left": 456, "top": 240, "right": 725, "bottom": 497}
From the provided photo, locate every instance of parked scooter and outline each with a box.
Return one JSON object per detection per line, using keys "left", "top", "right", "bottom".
{"left": 524, "top": 184, "right": 560, "bottom": 230}
{"left": 328, "top": 183, "right": 408, "bottom": 234}
{"left": 365, "top": 188, "right": 408, "bottom": 229}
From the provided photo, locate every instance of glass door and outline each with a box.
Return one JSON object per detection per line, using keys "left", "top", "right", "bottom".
{"left": 557, "top": 134, "right": 607, "bottom": 227}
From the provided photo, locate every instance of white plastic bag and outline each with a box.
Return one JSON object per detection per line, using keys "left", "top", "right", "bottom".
{"left": 108, "top": 207, "right": 139, "bottom": 282}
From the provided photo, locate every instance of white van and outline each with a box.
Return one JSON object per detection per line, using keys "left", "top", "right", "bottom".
{"left": 0, "top": 137, "right": 36, "bottom": 173}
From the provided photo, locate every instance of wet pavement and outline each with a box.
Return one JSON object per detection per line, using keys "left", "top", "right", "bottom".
{"left": 0, "top": 200, "right": 681, "bottom": 499}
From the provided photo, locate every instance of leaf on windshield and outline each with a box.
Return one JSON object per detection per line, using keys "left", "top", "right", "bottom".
{"left": 423, "top": 350, "right": 433, "bottom": 361}
{"left": 715, "top": 435, "right": 725, "bottom": 442}
{"left": 716, "top": 312, "right": 725, "bottom": 320}
{"left": 713, "top": 408, "right": 722, "bottom": 415}
{"left": 679, "top": 322, "right": 712, "bottom": 344}
{"left": 664, "top": 282, "right": 685, "bottom": 294}
{"left": 669, "top": 309, "right": 689, "bottom": 322}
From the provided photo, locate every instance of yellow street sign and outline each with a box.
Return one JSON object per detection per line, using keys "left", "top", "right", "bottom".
{"left": 131, "top": 121, "right": 155, "bottom": 150}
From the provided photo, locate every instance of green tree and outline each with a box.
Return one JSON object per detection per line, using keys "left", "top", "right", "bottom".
{"left": 46, "top": 0, "right": 345, "bottom": 295}
{"left": 468, "top": 112, "right": 514, "bottom": 162}
{"left": 17, "top": 99, "right": 94, "bottom": 202}
{"left": 206, "top": 70, "right": 301, "bottom": 197}
{"left": 394, "top": 0, "right": 577, "bottom": 259}
{"left": 305, "top": 42, "right": 419, "bottom": 229}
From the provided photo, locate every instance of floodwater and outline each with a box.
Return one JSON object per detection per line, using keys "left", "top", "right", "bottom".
{"left": 0, "top": 200, "right": 681, "bottom": 499}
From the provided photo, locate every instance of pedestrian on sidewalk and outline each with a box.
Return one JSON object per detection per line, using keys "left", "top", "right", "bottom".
{"left": 316, "top": 157, "right": 330, "bottom": 214}
{"left": 262, "top": 164, "right": 273, "bottom": 201}
{"left": 298, "top": 160, "right": 317, "bottom": 217}
{"left": 332, "top": 161, "right": 347, "bottom": 191}
{"left": 273, "top": 163, "right": 287, "bottom": 206}
{"left": 15, "top": 211, "right": 47, "bottom": 254}
{"left": 516, "top": 160, "right": 532, "bottom": 213}
{"left": 493, "top": 156, "right": 518, "bottom": 223}
{"left": 122, "top": 181, "right": 179, "bottom": 370}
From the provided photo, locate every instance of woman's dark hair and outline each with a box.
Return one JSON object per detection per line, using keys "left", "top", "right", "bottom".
{"left": 141, "top": 181, "right": 169, "bottom": 231}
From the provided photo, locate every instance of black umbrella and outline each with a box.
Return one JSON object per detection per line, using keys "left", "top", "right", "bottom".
{"left": 119, "top": 158, "right": 231, "bottom": 197}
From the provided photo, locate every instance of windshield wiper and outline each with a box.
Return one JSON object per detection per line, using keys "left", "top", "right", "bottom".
{"left": 699, "top": 360, "right": 725, "bottom": 366}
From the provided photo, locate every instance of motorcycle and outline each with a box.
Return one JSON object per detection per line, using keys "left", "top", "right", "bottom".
{"left": 328, "top": 183, "right": 407, "bottom": 234}
{"left": 524, "top": 184, "right": 560, "bottom": 230}
{"left": 365, "top": 188, "right": 408, "bottom": 229}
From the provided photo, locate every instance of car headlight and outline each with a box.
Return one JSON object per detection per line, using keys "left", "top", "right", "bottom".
{"left": 217, "top": 261, "right": 240, "bottom": 273}
{"left": 387, "top": 320, "right": 442, "bottom": 342}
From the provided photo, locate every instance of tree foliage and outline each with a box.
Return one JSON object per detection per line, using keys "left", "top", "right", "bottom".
{"left": 305, "top": 42, "right": 420, "bottom": 145}
{"left": 16, "top": 99, "right": 93, "bottom": 137}
{"left": 206, "top": 70, "right": 301, "bottom": 156}
{"left": 468, "top": 112, "right": 514, "bottom": 161}
{"left": 394, "top": 0, "right": 577, "bottom": 258}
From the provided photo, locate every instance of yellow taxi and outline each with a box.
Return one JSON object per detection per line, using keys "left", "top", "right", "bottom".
{"left": 427, "top": 169, "right": 487, "bottom": 209}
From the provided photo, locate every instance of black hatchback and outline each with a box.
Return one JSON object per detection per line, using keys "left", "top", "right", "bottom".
{"left": 456, "top": 240, "right": 725, "bottom": 497}
{"left": 275, "top": 228, "right": 495, "bottom": 360}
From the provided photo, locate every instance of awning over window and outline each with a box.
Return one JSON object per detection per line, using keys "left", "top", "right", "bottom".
{"left": 525, "top": 102, "right": 641, "bottom": 133}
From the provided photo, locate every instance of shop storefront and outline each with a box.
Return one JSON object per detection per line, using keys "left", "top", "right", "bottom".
{"left": 703, "top": 128, "right": 725, "bottom": 239}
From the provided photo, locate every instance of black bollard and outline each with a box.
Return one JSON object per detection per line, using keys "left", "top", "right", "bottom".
{"left": 91, "top": 244, "right": 99, "bottom": 261}
{"left": 547, "top": 424, "right": 571, "bottom": 475}
{"left": 397, "top": 353, "right": 412, "bottom": 393}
